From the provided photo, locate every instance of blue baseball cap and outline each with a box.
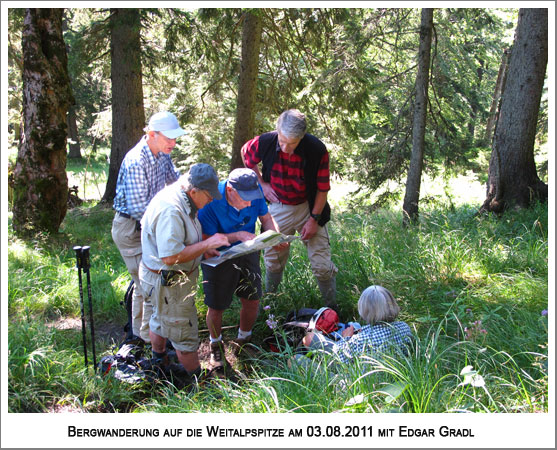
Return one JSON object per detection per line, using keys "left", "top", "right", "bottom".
{"left": 147, "top": 111, "right": 186, "bottom": 139}
{"left": 228, "top": 168, "right": 263, "bottom": 201}
{"left": 188, "top": 163, "right": 222, "bottom": 200}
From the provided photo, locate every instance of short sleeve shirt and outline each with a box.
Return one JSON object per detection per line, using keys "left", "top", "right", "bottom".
{"left": 333, "top": 321, "right": 412, "bottom": 364}
{"left": 141, "top": 182, "right": 203, "bottom": 272}
{"left": 113, "top": 136, "right": 181, "bottom": 220}
{"left": 198, "top": 180, "right": 268, "bottom": 246}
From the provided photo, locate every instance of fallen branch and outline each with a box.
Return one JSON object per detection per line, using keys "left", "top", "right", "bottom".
{"left": 198, "top": 325, "right": 238, "bottom": 334}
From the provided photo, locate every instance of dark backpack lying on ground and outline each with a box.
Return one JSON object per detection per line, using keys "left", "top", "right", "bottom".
{"left": 99, "top": 281, "right": 191, "bottom": 388}
{"left": 99, "top": 340, "right": 192, "bottom": 388}
{"left": 99, "top": 341, "right": 148, "bottom": 384}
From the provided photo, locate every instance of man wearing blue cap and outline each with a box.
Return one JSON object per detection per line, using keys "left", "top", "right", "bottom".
{"left": 198, "top": 168, "right": 287, "bottom": 368}
{"left": 140, "top": 163, "right": 229, "bottom": 380}
{"left": 112, "top": 111, "right": 186, "bottom": 344}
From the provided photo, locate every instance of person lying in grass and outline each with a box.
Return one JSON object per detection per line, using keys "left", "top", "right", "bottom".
{"left": 301, "top": 285, "right": 412, "bottom": 363}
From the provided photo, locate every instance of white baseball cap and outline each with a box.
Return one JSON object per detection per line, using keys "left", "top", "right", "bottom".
{"left": 147, "top": 111, "right": 186, "bottom": 139}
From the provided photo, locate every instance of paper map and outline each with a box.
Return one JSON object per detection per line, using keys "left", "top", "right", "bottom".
{"left": 201, "top": 230, "right": 299, "bottom": 267}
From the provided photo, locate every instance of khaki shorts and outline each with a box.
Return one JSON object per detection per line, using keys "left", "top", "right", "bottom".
{"left": 139, "top": 264, "right": 200, "bottom": 352}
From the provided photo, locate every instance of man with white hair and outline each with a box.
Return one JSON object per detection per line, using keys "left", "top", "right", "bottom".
{"left": 112, "top": 111, "right": 185, "bottom": 343}
{"left": 241, "top": 109, "right": 338, "bottom": 308}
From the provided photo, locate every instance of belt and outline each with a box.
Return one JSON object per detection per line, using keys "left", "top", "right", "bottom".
{"left": 117, "top": 211, "right": 132, "bottom": 219}
{"left": 273, "top": 200, "right": 306, "bottom": 206}
{"left": 145, "top": 265, "right": 161, "bottom": 274}
{"left": 144, "top": 265, "right": 197, "bottom": 276}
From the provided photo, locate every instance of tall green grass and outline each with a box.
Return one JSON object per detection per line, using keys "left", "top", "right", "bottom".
{"left": 7, "top": 195, "right": 548, "bottom": 413}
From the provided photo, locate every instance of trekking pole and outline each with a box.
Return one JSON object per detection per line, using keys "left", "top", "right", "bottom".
{"left": 81, "top": 246, "right": 98, "bottom": 370}
{"left": 73, "top": 246, "right": 88, "bottom": 368}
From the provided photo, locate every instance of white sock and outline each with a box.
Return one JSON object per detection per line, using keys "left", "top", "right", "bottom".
{"left": 237, "top": 329, "right": 252, "bottom": 340}
{"left": 209, "top": 335, "right": 222, "bottom": 344}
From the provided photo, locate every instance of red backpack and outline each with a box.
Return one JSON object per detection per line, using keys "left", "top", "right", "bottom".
{"left": 264, "top": 307, "right": 340, "bottom": 353}
{"left": 308, "top": 307, "right": 340, "bottom": 334}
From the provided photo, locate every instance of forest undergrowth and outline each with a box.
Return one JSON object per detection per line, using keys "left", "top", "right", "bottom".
{"left": 7, "top": 181, "right": 548, "bottom": 413}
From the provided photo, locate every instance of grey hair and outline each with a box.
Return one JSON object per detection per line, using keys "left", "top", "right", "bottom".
{"left": 357, "top": 285, "right": 401, "bottom": 324}
{"left": 276, "top": 109, "right": 307, "bottom": 139}
{"left": 178, "top": 174, "right": 194, "bottom": 192}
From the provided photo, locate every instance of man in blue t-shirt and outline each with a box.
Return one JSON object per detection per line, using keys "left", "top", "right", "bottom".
{"left": 198, "top": 168, "right": 287, "bottom": 369}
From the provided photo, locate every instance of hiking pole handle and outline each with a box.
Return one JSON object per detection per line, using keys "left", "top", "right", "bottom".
{"left": 83, "top": 246, "right": 97, "bottom": 370}
{"left": 81, "top": 246, "right": 91, "bottom": 272}
{"left": 73, "top": 246, "right": 88, "bottom": 367}
{"left": 74, "top": 245, "right": 83, "bottom": 269}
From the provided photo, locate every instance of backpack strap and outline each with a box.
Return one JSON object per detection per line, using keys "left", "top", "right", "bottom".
{"left": 307, "top": 307, "right": 329, "bottom": 332}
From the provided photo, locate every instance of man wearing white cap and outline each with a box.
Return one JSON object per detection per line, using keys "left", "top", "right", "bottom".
{"left": 112, "top": 111, "right": 186, "bottom": 344}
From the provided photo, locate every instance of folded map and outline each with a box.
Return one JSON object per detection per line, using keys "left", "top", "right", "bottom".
{"left": 201, "top": 230, "right": 299, "bottom": 267}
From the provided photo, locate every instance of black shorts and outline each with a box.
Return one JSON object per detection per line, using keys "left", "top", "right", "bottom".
{"left": 201, "top": 251, "right": 262, "bottom": 310}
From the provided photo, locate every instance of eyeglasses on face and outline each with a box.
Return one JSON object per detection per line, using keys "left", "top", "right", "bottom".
{"left": 198, "top": 189, "right": 213, "bottom": 201}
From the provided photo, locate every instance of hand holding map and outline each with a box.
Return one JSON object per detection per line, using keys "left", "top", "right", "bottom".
{"left": 201, "top": 230, "right": 299, "bottom": 267}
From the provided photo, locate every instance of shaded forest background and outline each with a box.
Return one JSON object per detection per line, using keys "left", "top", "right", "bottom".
{"left": 6, "top": 7, "right": 548, "bottom": 226}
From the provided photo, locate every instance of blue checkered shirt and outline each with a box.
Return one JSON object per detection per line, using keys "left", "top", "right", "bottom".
{"left": 113, "top": 136, "right": 180, "bottom": 220}
{"left": 332, "top": 321, "right": 412, "bottom": 364}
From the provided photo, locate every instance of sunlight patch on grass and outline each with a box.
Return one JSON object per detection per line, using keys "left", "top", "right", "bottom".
{"left": 330, "top": 170, "right": 486, "bottom": 212}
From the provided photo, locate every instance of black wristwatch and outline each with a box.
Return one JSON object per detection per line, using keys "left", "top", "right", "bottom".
{"left": 310, "top": 212, "right": 322, "bottom": 222}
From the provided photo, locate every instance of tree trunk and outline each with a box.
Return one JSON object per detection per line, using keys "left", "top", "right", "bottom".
{"left": 468, "top": 60, "right": 484, "bottom": 140}
{"left": 101, "top": 8, "right": 145, "bottom": 203}
{"left": 230, "top": 11, "right": 263, "bottom": 171}
{"left": 402, "top": 8, "right": 434, "bottom": 225}
{"left": 481, "top": 9, "right": 548, "bottom": 213}
{"left": 67, "top": 104, "right": 82, "bottom": 158}
{"left": 63, "top": 12, "right": 81, "bottom": 159}
{"left": 484, "top": 49, "right": 509, "bottom": 145}
{"left": 12, "top": 8, "right": 73, "bottom": 236}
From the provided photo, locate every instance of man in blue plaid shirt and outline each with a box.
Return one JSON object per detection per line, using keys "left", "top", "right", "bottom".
{"left": 112, "top": 111, "right": 185, "bottom": 343}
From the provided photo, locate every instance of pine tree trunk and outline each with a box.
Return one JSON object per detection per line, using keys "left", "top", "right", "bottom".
{"left": 63, "top": 13, "right": 81, "bottom": 160}
{"left": 67, "top": 104, "right": 82, "bottom": 158}
{"left": 101, "top": 8, "right": 145, "bottom": 203}
{"left": 12, "top": 8, "right": 73, "bottom": 236}
{"left": 481, "top": 9, "right": 548, "bottom": 213}
{"left": 468, "top": 61, "right": 484, "bottom": 140}
{"left": 230, "top": 11, "right": 263, "bottom": 171}
{"left": 402, "top": 8, "right": 433, "bottom": 225}
{"left": 484, "top": 49, "right": 509, "bottom": 145}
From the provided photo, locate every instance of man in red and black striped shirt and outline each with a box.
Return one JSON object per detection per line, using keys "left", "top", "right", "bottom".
{"left": 241, "top": 109, "right": 338, "bottom": 308}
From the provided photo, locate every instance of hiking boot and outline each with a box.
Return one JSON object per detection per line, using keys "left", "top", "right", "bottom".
{"left": 234, "top": 335, "right": 252, "bottom": 346}
{"left": 122, "top": 334, "right": 145, "bottom": 347}
{"left": 230, "top": 335, "right": 259, "bottom": 358}
{"left": 167, "top": 366, "right": 204, "bottom": 391}
{"left": 209, "top": 342, "right": 224, "bottom": 368}
{"left": 139, "top": 356, "right": 170, "bottom": 381}
{"left": 231, "top": 335, "right": 251, "bottom": 353}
